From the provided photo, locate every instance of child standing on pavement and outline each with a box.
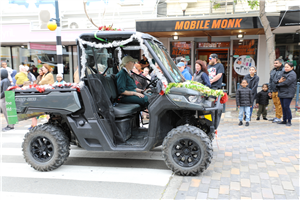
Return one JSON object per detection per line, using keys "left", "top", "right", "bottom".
{"left": 236, "top": 79, "right": 253, "bottom": 126}
{"left": 256, "top": 84, "right": 271, "bottom": 120}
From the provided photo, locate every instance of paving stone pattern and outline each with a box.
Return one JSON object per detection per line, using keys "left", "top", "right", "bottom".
{"left": 175, "top": 120, "right": 299, "bottom": 200}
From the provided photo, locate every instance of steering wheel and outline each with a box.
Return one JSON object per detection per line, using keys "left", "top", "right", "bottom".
{"left": 145, "top": 77, "right": 158, "bottom": 90}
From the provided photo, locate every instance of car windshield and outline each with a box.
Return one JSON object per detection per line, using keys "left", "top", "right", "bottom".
{"left": 147, "top": 40, "right": 185, "bottom": 83}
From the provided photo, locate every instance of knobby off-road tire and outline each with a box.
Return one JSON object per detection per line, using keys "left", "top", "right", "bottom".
{"left": 207, "top": 131, "right": 215, "bottom": 141}
{"left": 162, "top": 125, "right": 213, "bottom": 176}
{"left": 22, "top": 123, "right": 70, "bottom": 172}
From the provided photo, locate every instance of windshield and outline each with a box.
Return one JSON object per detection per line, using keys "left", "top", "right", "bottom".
{"left": 147, "top": 40, "right": 185, "bottom": 83}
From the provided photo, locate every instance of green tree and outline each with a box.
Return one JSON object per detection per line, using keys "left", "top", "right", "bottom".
{"left": 214, "top": 0, "right": 275, "bottom": 70}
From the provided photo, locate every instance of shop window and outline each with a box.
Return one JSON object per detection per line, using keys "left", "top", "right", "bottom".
{"left": 170, "top": 41, "right": 191, "bottom": 65}
{"left": 0, "top": 47, "right": 12, "bottom": 68}
{"left": 232, "top": 39, "right": 258, "bottom": 93}
{"left": 17, "top": 46, "right": 74, "bottom": 83}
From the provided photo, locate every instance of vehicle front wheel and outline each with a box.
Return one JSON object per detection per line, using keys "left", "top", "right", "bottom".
{"left": 162, "top": 125, "right": 213, "bottom": 176}
{"left": 22, "top": 124, "right": 70, "bottom": 172}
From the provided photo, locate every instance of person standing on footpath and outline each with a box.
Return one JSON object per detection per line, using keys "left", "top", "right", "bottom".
{"left": 192, "top": 60, "right": 211, "bottom": 87}
{"left": 276, "top": 62, "right": 297, "bottom": 126}
{"left": 1, "top": 61, "right": 13, "bottom": 84}
{"left": 244, "top": 66, "right": 259, "bottom": 119}
{"left": 236, "top": 79, "right": 253, "bottom": 126}
{"left": 0, "top": 69, "right": 14, "bottom": 131}
{"left": 268, "top": 59, "right": 285, "bottom": 123}
{"left": 181, "top": 58, "right": 193, "bottom": 76}
{"left": 38, "top": 64, "right": 54, "bottom": 85}
{"left": 177, "top": 62, "right": 192, "bottom": 80}
{"left": 207, "top": 54, "right": 225, "bottom": 89}
{"left": 256, "top": 84, "right": 271, "bottom": 120}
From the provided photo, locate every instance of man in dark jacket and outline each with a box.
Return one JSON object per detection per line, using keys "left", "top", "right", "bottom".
{"left": 0, "top": 69, "right": 14, "bottom": 131}
{"left": 268, "top": 59, "right": 284, "bottom": 123}
{"left": 236, "top": 79, "right": 253, "bottom": 126}
{"left": 244, "top": 66, "right": 259, "bottom": 118}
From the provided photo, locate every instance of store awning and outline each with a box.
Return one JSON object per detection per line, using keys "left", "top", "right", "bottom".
{"left": 136, "top": 11, "right": 300, "bottom": 38}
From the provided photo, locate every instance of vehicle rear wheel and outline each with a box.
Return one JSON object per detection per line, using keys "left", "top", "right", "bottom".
{"left": 162, "top": 125, "right": 213, "bottom": 176}
{"left": 22, "top": 123, "right": 70, "bottom": 172}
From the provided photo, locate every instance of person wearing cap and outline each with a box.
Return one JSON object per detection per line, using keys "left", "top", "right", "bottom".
{"left": 177, "top": 62, "right": 192, "bottom": 80}
{"left": 54, "top": 73, "right": 66, "bottom": 85}
{"left": 116, "top": 56, "right": 149, "bottom": 108}
{"left": 180, "top": 58, "right": 192, "bottom": 76}
{"left": 139, "top": 54, "right": 149, "bottom": 70}
{"left": 244, "top": 66, "right": 259, "bottom": 119}
{"left": 207, "top": 54, "right": 225, "bottom": 89}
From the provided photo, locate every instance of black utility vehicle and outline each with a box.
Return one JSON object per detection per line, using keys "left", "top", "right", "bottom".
{"left": 16, "top": 31, "right": 223, "bottom": 175}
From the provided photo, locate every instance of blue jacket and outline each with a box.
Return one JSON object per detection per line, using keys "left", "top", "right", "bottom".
{"left": 182, "top": 68, "right": 192, "bottom": 80}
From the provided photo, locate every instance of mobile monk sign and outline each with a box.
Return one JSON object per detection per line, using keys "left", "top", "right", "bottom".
{"left": 136, "top": 17, "right": 264, "bottom": 32}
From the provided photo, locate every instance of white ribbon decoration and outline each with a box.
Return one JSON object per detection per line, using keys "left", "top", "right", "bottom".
{"left": 78, "top": 32, "right": 168, "bottom": 89}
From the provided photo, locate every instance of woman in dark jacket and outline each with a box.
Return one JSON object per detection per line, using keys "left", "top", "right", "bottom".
{"left": 192, "top": 60, "right": 211, "bottom": 87}
{"left": 276, "top": 62, "right": 297, "bottom": 126}
{"left": 244, "top": 66, "right": 259, "bottom": 118}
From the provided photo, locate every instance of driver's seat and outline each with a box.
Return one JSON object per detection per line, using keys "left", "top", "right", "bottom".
{"left": 105, "top": 75, "right": 140, "bottom": 118}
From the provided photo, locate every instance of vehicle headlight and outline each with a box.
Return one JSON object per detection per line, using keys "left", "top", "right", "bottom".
{"left": 188, "top": 95, "right": 201, "bottom": 103}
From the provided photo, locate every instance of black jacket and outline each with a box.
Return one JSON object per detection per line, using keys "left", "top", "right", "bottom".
{"left": 269, "top": 64, "right": 284, "bottom": 93}
{"left": 236, "top": 87, "right": 253, "bottom": 107}
{"left": 1, "top": 69, "right": 11, "bottom": 99}
{"left": 276, "top": 70, "right": 297, "bottom": 99}
{"left": 131, "top": 72, "right": 148, "bottom": 90}
{"left": 244, "top": 74, "right": 259, "bottom": 103}
{"left": 256, "top": 90, "right": 271, "bottom": 105}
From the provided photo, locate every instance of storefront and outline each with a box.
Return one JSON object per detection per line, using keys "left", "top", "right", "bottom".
{"left": 1, "top": 24, "right": 82, "bottom": 83}
{"left": 136, "top": 11, "right": 300, "bottom": 94}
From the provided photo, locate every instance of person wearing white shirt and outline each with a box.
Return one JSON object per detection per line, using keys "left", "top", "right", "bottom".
{"left": 1, "top": 61, "right": 13, "bottom": 83}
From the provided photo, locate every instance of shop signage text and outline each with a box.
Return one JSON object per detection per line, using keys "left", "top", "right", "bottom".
{"left": 30, "top": 43, "right": 56, "bottom": 51}
{"left": 175, "top": 19, "right": 243, "bottom": 30}
{"left": 234, "top": 40, "right": 256, "bottom": 55}
{"left": 198, "top": 42, "right": 230, "bottom": 48}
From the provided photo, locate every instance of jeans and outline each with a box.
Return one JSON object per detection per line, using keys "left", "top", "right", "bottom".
{"left": 279, "top": 98, "right": 293, "bottom": 123}
{"left": 239, "top": 106, "right": 250, "bottom": 122}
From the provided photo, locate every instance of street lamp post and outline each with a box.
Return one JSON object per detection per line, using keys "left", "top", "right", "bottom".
{"left": 55, "top": 0, "right": 63, "bottom": 74}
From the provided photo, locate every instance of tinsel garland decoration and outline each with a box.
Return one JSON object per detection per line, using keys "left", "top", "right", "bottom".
{"left": 78, "top": 32, "right": 168, "bottom": 89}
{"left": 7, "top": 83, "right": 81, "bottom": 93}
{"left": 165, "top": 81, "right": 224, "bottom": 97}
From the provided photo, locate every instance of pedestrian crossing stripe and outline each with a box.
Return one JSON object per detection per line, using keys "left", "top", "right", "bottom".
{"left": 1, "top": 163, "right": 172, "bottom": 187}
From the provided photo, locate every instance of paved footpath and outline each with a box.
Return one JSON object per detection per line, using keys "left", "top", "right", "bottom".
{"left": 173, "top": 118, "right": 300, "bottom": 200}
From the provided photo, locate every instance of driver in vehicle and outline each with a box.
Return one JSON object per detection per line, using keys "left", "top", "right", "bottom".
{"left": 116, "top": 56, "right": 149, "bottom": 108}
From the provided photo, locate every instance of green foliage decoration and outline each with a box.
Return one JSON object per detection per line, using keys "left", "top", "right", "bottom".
{"left": 165, "top": 81, "right": 224, "bottom": 97}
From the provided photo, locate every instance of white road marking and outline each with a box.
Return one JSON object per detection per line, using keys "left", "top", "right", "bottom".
{"left": 1, "top": 192, "right": 118, "bottom": 200}
{"left": 1, "top": 163, "right": 172, "bottom": 186}
{"left": 0, "top": 147, "right": 164, "bottom": 160}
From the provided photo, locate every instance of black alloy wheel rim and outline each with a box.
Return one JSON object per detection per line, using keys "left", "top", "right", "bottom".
{"left": 30, "top": 136, "right": 54, "bottom": 162}
{"left": 171, "top": 139, "right": 201, "bottom": 167}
